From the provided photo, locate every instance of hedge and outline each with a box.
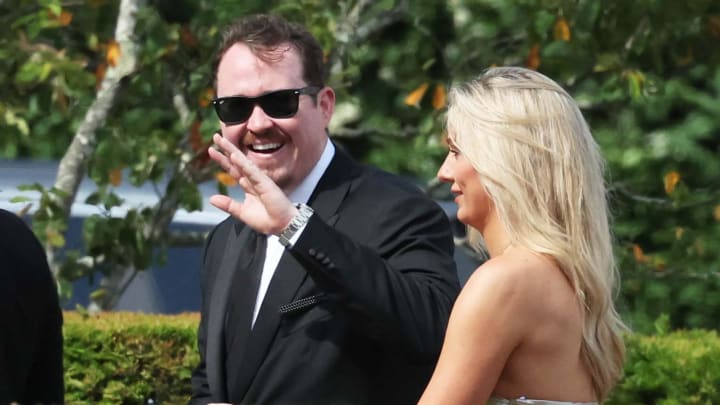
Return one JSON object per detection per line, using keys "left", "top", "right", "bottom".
{"left": 63, "top": 312, "right": 199, "bottom": 404}
{"left": 609, "top": 329, "right": 720, "bottom": 404}
{"left": 63, "top": 312, "right": 720, "bottom": 404}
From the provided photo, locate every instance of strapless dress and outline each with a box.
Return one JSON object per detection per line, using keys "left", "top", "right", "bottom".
{"left": 488, "top": 396, "right": 598, "bottom": 405}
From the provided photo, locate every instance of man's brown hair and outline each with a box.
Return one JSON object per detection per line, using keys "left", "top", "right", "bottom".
{"left": 213, "top": 14, "right": 327, "bottom": 89}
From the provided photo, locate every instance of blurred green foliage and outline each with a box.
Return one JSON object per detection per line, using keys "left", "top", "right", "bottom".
{"left": 63, "top": 311, "right": 199, "bottom": 404}
{"left": 0, "top": 0, "right": 718, "bottom": 330}
{"left": 609, "top": 324, "right": 720, "bottom": 404}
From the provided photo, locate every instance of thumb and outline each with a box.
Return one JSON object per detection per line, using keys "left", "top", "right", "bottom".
{"left": 209, "top": 194, "right": 235, "bottom": 212}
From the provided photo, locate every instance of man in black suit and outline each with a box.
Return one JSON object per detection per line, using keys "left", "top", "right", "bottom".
{"left": 190, "top": 14, "right": 460, "bottom": 404}
{"left": 0, "top": 209, "right": 64, "bottom": 404}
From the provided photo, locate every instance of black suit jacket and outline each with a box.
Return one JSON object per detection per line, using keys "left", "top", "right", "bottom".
{"left": 0, "top": 209, "right": 64, "bottom": 404}
{"left": 190, "top": 147, "right": 459, "bottom": 404}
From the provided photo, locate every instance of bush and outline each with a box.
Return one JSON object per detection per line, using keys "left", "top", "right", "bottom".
{"left": 64, "top": 312, "right": 720, "bottom": 404}
{"left": 63, "top": 311, "right": 198, "bottom": 404}
{"left": 608, "top": 329, "right": 720, "bottom": 404}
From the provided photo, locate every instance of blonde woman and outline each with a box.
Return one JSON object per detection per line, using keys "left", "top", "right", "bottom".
{"left": 419, "top": 67, "right": 626, "bottom": 405}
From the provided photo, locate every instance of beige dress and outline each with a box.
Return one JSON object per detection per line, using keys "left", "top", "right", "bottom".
{"left": 488, "top": 396, "right": 598, "bottom": 405}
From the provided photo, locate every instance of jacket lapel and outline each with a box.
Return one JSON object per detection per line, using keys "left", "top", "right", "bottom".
{"left": 228, "top": 146, "right": 362, "bottom": 399}
{"left": 207, "top": 222, "right": 257, "bottom": 400}
{"left": 307, "top": 147, "right": 360, "bottom": 224}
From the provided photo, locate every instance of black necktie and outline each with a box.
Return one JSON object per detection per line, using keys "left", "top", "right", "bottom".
{"left": 225, "top": 231, "right": 267, "bottom": 383}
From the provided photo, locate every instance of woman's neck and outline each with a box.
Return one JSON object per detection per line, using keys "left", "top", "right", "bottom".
{"left": 481, "top": 211, "right": 512, "bottom": 258}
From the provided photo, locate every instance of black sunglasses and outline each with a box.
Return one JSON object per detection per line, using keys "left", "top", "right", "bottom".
{"left": 212, "top": 86, "right": 322, "bottom": 124}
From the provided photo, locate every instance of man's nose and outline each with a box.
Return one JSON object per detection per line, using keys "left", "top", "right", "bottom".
{"left": 246, "top": 104, "right": 273, "bottom": 132}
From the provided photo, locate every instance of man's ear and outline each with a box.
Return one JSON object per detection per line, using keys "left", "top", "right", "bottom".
{"left": 318, "top": 86, "right": 335, "bottom": 125}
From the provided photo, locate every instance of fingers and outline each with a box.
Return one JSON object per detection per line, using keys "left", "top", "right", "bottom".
{"left": 209, "top": 133, "right": 258, "bottom": 194}
{"left": 212, "top": 132, "right": 243, "bottom": 159}
{"left": 238, "top": 177, "right": 253, "bottom": 191}
{"left": 211, "top": 134, "right": 256, "bottom": 176}
{"left": 211, "top": 133, "right": 271, "bottom": 191}
{"left": 209, "top": 194, "right": 248, "bottom": 222}
{"left": 208, "top": 146, "right": 237, "bottom": 177}
{"left": 212, "top": 132, "right": 237, "bottom": 154}
{"left": 209, "top": 194, "right": 234, "bottom": 212}
{"left": 208, "top": 134, "right": 239, "bottom": 177}
{"left": 228, "top": 150, "right": 266, "bottom": 187}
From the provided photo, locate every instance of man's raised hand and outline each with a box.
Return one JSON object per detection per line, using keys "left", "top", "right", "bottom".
{"left": 207, "top": 133, "right": 297, "bottom": 235}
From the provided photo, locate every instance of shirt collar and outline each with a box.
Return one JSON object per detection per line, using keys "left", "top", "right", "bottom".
{"left": 287, "top": 139, "right": 335, "bottom": 204}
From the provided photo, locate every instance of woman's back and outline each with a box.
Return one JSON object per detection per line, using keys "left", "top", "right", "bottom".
{"left": 489, "top": 247, "right": 595, "bottom": 402}
{"left": 419, "top": 246, "right": 597, "bottom": 404}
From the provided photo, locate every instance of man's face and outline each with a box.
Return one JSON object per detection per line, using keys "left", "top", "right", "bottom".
{"left": 215, "top": 42, "right": 334, "bottom": 194}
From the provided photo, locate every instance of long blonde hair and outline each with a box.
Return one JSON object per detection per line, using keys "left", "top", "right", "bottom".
{"left": 446, "top": 66, "right": 626, "bottom": 401}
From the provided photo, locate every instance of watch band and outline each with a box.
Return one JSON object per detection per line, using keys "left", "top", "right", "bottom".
{"left": 278, "top": 203, "right": 314, "bottom": 247}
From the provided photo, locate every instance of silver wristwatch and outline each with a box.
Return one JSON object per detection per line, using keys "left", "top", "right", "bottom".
{"left": 278, "top": 203, "right": 314, "bottom": 247}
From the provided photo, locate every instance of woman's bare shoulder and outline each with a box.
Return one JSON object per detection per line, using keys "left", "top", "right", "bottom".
{"left": 465, "top": 249, "right": 552, "bottom": 290}
{"left": 460, "top": 248, "right": 569, "bottom": 317}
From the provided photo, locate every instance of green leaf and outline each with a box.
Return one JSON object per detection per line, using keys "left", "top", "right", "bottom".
{"left": 84, "top": 191, "right": 102, "bottom": 205}
{"left": 47, "top": 228, "right": 66, "bottom": 247}
{"left": 47, "top": 3, "right": 63, "bottom": 17}
{"left": 653, "top": 313, "right": 671, "bottom": 336}
{"left": 89, "top": 288, "right": 107, "bottom": 301}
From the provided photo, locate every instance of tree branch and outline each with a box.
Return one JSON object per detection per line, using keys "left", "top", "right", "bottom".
{"left": 609, "top": 183, "right": 672, "bottom": 206}
{"left": 610, "top": 183, "right": 720, "bottom": 210}
{"left": 328, "top": 0, "right": 409, "bottom": 78}
{"left": 167, "top": 229, "right": 209, "bottom": 247}
{"left": 331, "top": 125, "right": 417, "bottom": 139}
{"left": 48, "top": 0, "right": 146, "bottom": 276}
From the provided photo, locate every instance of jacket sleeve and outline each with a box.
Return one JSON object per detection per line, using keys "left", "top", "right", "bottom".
{"left": 189, "top": 312, "right": 211, "bottom": 404}
{"left": 287, "top": 191, "right": 460, "bottom": 360}
{"left": 0, "top": 209, "right": 64, "bottom": 404}
{"left": 189, "top": 223, "right": 224, "bottom": 404}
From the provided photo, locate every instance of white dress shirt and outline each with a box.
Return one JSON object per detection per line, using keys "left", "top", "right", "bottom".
{"left": 251, "top": 140, "right": 336, "bottom": 326}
